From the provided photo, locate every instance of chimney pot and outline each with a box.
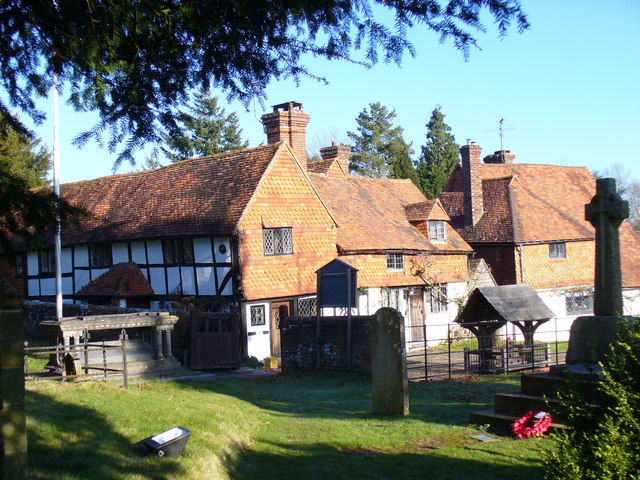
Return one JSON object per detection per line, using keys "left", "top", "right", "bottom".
{"left": 261, "top": 101, "right": 310, "bottom": 168}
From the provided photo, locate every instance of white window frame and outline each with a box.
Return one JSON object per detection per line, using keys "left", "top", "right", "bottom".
{"left": 386, "top": 253, "right": 404, "bottom": 271}
{"left": 428, "top": 220, "right": 446, "bottom": 242}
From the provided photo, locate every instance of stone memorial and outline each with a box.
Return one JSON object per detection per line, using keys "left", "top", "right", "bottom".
{"left": 369, "top": 308, "right": 409, "bottom": 416}
{"left": 566, "top": 177, "right": 633, "bottom": 366}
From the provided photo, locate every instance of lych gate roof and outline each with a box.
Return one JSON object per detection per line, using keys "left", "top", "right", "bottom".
{"left": 310, "top": 175, "right": 471, "bottom": 254}
{"left": 76, "top": 262, "right": 154, "bottom": 297}
{"left": 60, "top": 143, "right": 282, "bottom": 245}
{"left": 456, "top": 284, "right": 555, "bottom": 324}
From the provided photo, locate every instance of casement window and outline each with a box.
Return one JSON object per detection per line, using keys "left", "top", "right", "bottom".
{"left": 549, "top": 242, "right": 566, "bottom": 259}
{"left": 381, "top": 288, "right": 402, "bottom": 310}
{"left": 566, "top": 291, "right": 594, "bottom": 315}
{"left": 38, "top": 250, "right": 55, "bottom": 274}
{"left": 89, "top": 243, "right": 113, "bottom": 267}
{"left": 428, "top": 220, "right": 446, "bottom": 241}
{"left": 162, "top": 239, "right": 194, "bottom": 264}
{"left": 263, "top": 228, "right": 293, "bottom": 256}
{"left": 386, "top": 253, "right": 404, "bottom": 271}
{"left": 250, "top": 305, "right": 266, "bottom": 326}
{"left": 297, "top": 297, "right": 317, "bottom": 316}
{"left": 426, "top": 284, "right": 448, "bottom": 313}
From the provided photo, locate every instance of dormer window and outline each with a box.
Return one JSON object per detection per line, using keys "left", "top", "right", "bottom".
{"left": 549, "top": 242, "right": 566, "bottom": 259}
{"left": 428, "top": 221, "right": 446, "bottom": 241}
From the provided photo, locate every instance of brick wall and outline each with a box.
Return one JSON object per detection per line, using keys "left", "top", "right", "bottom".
{"left": 238, "top": 147, "right": 337, "bottom": 300}
{"left": 280, "top": 315, "right": 371, "bottom": 373}
{"left": 472, "top": 244, "right": 517, "bottom": 285}
{"left": 460, "top": 142, "right": 484, "bottom": 227}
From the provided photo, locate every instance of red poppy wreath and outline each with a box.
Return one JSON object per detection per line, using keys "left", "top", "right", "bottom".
{"left": 512, "top": 410, "right": 552, "bottom": 439}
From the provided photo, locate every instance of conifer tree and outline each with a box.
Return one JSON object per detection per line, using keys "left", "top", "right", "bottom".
{"left": 347, "top": 102, "right": 415, "bottom": 179}
{"left": 162, "top": 91, "right": 248, "bottom": 162}
{"left": 416, "top": 106, "right": 459, "bottom": 199}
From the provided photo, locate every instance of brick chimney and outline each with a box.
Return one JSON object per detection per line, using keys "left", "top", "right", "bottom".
{"left": 319, "top": 142, "right": 351, "bottom": 175}
{"left": 261, "top": 101, "right": 310, "bottom": 167}
{"left": 460, "top": 140, "right": 483, "bottom": 227}
{"left": 483, "top": 150, "right": 516, "bottom": 164}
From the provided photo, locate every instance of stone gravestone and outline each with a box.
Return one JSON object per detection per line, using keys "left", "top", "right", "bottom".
{"left": 369, "top": 308, "right": 409, "bottom": 416}
{"left": 566, "top": 177, "right": 632, "bottom": 366}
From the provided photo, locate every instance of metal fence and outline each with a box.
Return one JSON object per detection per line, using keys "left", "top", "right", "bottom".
{"left": 24, "top": 329, "right": 130, "bottom": 388}
{"left": 405, "top": 317, "right": 573, "bottom": 381}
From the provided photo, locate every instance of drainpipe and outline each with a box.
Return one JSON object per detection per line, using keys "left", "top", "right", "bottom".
{"left": 517, "top": 244, "right": 525, "bottom": 284}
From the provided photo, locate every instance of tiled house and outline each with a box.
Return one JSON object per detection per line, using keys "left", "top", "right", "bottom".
{"left": 8, "top": 102, "right": 473, "bottom": 364}
{"left": 440, "top": 141, "right": 640, "bottom": 324}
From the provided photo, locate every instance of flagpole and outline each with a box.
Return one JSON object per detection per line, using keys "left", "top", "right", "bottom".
{"left": 53, "top": 73, "right": 63, "bottom": 319}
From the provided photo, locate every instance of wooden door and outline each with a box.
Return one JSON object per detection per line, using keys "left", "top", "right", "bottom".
{"left": 270, "top": 301, "right": 291, "bottom": 357}
{"left": 190, "top": 311, "right": 241, "bottom": 368}
{"left": 409, "top": 291, "right": 425, "bottom": 344}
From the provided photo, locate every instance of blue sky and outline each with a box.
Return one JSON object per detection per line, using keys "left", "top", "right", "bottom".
{"left": 27, "top": 0, "right": 640, "bottom": 184}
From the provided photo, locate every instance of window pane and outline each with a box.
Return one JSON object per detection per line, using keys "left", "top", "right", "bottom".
{"left": 89, "top": 244, "right": 113, "bottom": 267}
{"left": 429, "top": 221, "right": 446, "bottom": 241}
{"left": 549, "top": 242, "right": 566, "bottom": 259}
{"left": 250, "top": 305, "right": 265, "bottom": 326}
{"left": 263, "top": 228, "right": 293, "bottom": 255}
{"left": 386, "top": 253, "right": 403, "bottom": 271}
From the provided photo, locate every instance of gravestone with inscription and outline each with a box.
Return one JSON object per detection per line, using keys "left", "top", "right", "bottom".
{"left": 369, "top": 308, "right": 409, "bottom": 416}
{"left": 566, "top": 178, "right": 633, "bottom": 366}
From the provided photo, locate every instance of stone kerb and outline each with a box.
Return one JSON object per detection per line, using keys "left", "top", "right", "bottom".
{"left": 369, "top": 308, "right": 409, "bottom": 416}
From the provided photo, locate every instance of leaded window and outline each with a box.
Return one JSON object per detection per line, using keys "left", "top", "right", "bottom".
{"left": 566, "top": 291, "right": 593, "bottom": 314}
{"left": 427, "top": 284, "right": 448, "bottom": 313}
{"left": 428, "top": 220, "right": 446, "bottom": 241}
{"left": 250, "top": 305, "right": 266, "bottom": 326}
{"left": 89, "top": 243, "right": 113, "bottom": 267}
{"left": 549, "top": 242, "right": 566, "bottom": 259}
{"left": 386, "top": 253, "right": 404, "bottom": 271}
{"left": 163, "top": 239, "right": 194, "bottom": 264}
{"left": 38, "top": 250, "right": 55, "bottom": 274}
{"left": 298, "top": 297, "right": 317, "bottom": 316}
{"left": 263, "top": 228, "right": 293, "bottom": 256}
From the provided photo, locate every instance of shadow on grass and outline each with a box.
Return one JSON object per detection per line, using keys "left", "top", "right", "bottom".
{"left": 222, "top": 439, "right": 543, "bottom": 480}
{"left": 174, "top": 371, "right": 520, "bottom": 426}
{"left": 26, "top": 390, "right": 185, "bottom": 480}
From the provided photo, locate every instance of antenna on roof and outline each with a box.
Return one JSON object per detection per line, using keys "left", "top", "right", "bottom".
{"left": 485, "top": 117, "right": 515, "bottom": 159}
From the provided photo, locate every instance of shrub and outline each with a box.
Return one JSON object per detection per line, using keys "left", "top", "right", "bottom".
{"left": 542, "top": 318, "right": 640, "bottom": 479}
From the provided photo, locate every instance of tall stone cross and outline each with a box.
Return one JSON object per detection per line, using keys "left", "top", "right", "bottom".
{"left": 585, "top": 178, "right": 629, "bottom": 316}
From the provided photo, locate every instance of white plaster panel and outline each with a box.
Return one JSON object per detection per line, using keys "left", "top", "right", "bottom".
{"left": 131, "top": 241, "right": 147, "bottom": 264}
{"left": 62, "top": 276, "right": 74, "bottom": 295}
{"left": 214, "top": 237, "right": 232, "bottom": 263}
{"left": 74, "top": 270, "right": 90, "bottom": 291}
{"left": 112, "top": 243, "right": 130, "bottom": 264}
{"left": 623, "top": 288, "right": 640, "bottom": 315}
{"left": 181, "top": 267, "right": 196, "bottom": 295}
{"left": 193, "top": 238, "right": 213, "bottom": 264}
{"left": 40, "top": 278, "right": 56, "bottom": 296}
{"left": 166, "top": 267, "right": 181, "bottom": 294}
{"left": 196, "top": 267, "right": 215, "bottom": 295}
{"left": 217, "top": 266, "right": 233, "bottom": 295}
{"left": 147, "top": 240, "right": 163, "bottom": 264}
{"left": 91, "top": 268, "right": 108, "bottom": 280}
{"left": 61, "top": 248, "right": 73, "bottom": 273}
{"left": 74, "top": 245, "right": 89, "bottom": 267}
{"left": 149, "top": 267, "right": 167, "bottom": 295}
{"left": 27, "top": 252, "right": 39, "bottom": 276}
{"left": 28, "top": 279, "right": 40, "bottom": 296}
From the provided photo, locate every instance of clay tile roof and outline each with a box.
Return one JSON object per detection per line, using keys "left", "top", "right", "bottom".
{"left": 310, "top": 175, "right": 471, "bottom": 253}
{"left": 76, "top": 262, "right": 154, "bottom": 297}
{"left": 444, "top": 163, "right": 596, "bottom": 243}
{"left": 59, "top": 143, "right": 281, "bottom": 245}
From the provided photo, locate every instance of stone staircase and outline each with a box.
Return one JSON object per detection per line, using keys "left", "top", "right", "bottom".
{"left": 470, "top": 368, "right": 601, "bottom": 432}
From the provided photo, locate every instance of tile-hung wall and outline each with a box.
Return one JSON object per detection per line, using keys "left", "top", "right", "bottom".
{"left": 25, "top": 237, "right": 234, "bottom": 301}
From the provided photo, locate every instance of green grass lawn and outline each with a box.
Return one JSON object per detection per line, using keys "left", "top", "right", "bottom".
{"left": 26, "top": 372, "right": 551, "bottom": 480}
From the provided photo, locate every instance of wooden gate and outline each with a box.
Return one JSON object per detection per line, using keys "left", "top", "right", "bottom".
{"left": 190, "top": 311, "right": 241, "bottom": 369}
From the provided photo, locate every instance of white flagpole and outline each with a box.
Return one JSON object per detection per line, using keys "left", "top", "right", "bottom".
{"left": 53, "top": 73, "right": 63, "bottom": 319}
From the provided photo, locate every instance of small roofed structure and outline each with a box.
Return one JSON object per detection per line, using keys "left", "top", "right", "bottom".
{"left": 456, "top": 284, "right": 555, "bottom": 373}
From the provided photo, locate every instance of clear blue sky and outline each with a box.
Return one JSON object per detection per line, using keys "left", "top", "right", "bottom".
{"left": 27, "top": 0, "right": 640, "bottom": 184}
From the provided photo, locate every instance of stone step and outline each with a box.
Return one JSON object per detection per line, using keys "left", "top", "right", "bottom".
{"left": 520, "top": 372, "right": 602, "bottom": 403}
{"left": 494, "top": 392, "right": 565, "bottom": 422}
{"left": 470, "top": 409, "right": 569, "bottom": 434}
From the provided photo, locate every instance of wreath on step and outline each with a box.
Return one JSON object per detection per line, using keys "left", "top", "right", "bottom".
{"left": 512, "top": 410, "right": 552, "bottom": 439}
